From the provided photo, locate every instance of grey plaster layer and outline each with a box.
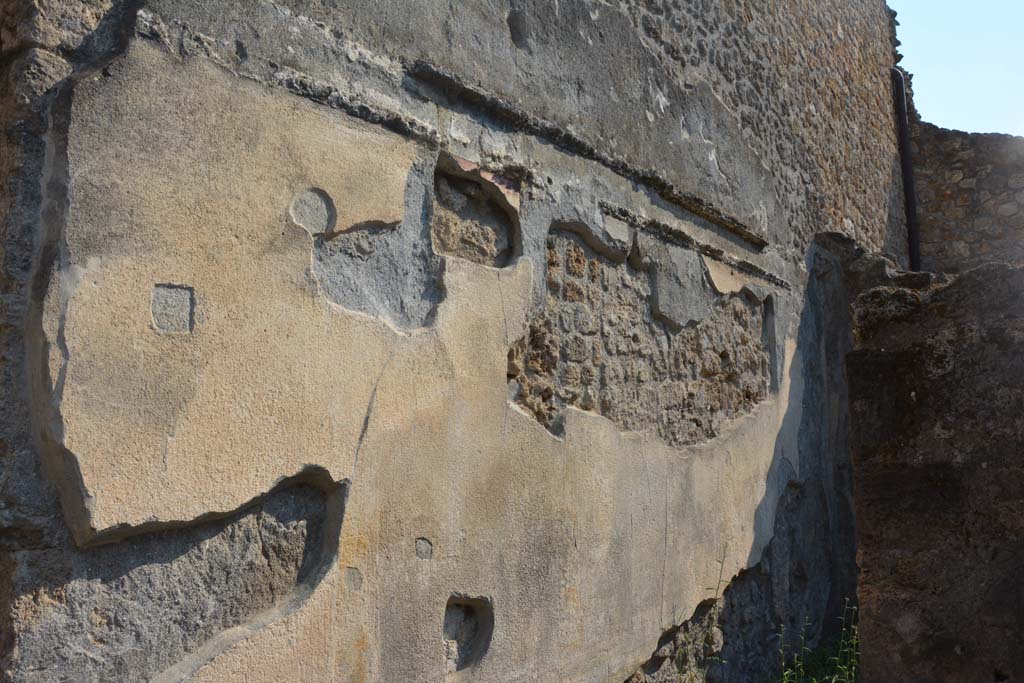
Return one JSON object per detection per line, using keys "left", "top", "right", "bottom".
{"left": 312, "top": 153, "right": 444, "bottom": 330}
{"left": 2, "top": 482, "right": 340, "bottom": 683}
{"left": 636, "top": 233, "right": 714, "bottom": 330}
{"left": 290, "top": 188, "right": 337, "bottom": 237}
{"left": 151, "top": 284, "right": 194, "bottom": 334}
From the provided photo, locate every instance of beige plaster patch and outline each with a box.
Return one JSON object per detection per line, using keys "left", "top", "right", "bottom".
{"left": 42, "top": 41, "right": 417, "bottom": 535}
{"left": 703, "top": 257, "right": 759, "bottom": 295}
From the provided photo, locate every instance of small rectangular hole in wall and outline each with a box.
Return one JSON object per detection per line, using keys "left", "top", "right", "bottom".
{"left": 151, "top": 284, "right": 195, "bottom": 334}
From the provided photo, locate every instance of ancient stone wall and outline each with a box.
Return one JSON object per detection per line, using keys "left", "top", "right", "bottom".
{"left": 913, "top": 121, "right": 1024, "bottom": 272}
{"left": 830, "top": 236, "right": 1024, "bottom": 683}
{"left": 508, "top": 227, "right": 771, "bottom": 450}
{"left": 1, "top": 1, "right": 903, "bottom": 681}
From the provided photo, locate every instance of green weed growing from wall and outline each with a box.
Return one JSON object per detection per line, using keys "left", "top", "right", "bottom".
{"left": 779, "top": 601, "right": 859, "bottom": 683}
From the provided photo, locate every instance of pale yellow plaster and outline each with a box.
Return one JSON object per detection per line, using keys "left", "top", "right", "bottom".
{"left": 45, "top": 42, "right": 417, "bottom": 532}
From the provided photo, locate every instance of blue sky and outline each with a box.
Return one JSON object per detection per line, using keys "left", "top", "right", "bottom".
{"left": 887, "top": 1, "right": 1024, "bottom": 136}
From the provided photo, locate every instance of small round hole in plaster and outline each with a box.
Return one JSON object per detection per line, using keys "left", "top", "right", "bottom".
{"left": 290, "top": 188, "right": 337, "bottom": 236}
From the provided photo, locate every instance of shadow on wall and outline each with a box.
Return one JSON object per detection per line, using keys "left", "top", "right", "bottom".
{"left": 717, "top": 239, "right": 858, "bottom": 680}
{"left": 628, "top": 238, "right": 859, "bottom": 682}
{"left": 0, "top": 469, "right": 346, "bottom": 683}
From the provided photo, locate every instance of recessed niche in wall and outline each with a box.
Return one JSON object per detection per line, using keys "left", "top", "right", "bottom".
{"left": 442, "top": 595, "right": 494, "bottom": 675}
{"left": 430, "top": 154, "right": 520, "bottom": 267}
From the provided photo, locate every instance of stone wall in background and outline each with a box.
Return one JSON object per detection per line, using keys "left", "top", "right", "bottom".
{"left": 913, "top": 121, "right": 1024, "bottom": 272}
{"left": 830, "top": 236, "right": 1024, "bottom": 683}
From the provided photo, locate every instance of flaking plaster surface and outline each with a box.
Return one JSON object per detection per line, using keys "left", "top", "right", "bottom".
{"left": 31, "top": 40, "right": 804, "bottom": 681}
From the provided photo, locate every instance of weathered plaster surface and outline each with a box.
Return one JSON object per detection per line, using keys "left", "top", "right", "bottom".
{"left": 29, "top": 40, "right": 796, "bottom": 680}
{"left": 1, "top": 0, "right": 901, "bottom": 680}
{"left": 40, "top": 42, "right": 417, "bottom": 535}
